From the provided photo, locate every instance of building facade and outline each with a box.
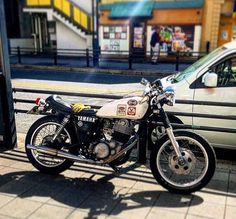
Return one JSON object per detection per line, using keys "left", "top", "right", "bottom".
{"left": 5, "top": 0, "right": 236, "bottom": 55}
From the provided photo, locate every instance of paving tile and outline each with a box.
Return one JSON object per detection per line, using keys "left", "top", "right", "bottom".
{"left": 0, "top": 195, "right": 14, "bottom": 208}
{"left": 0, "top": 197, "right": 42, "bottom": 218}
{"left": 22, "top": 182, "right": 65, "bottom": 203}
{"left": 132, "top": 180, "right": 165, "bottom": 192}
{"left": 0, "top": 157, "right": 18, "bottom": 167}
{"left": 193, "top": 190, "right": 226, "bottom": 205}
{"left": 10, "top": 161, "right": 34, "bottom": 171}
{"left": 186, "top": 215, "right": 212, "bottom": 219}
{"left": 124, "top": 189, "right": 159, "bottom": 206}
{"left": 28, "top": 204, "right": 72, "bottom": 219}
{"left": 153, "top": 192, "right": 191, "bottom": 214}
{"left": 79, "top": 195, "right": 119, "bottom": 215}
{"left": 0, "top": 214, "right": 15, "bottom": 219}
{"left": 225, "top": 205, "right": 236, "bottom": 219}
{"left": 212, "top": 171, "right": 229, "bottom": 182}
{"left": 226, "top": 184, "right": 236, "bottom": 207}
{"left": 0, "top": 179, "right": 35, "bottom": 197}
{"left": 67, "top": 209, "right": 107, "bottom": 219}
{"left": 146, "top": 208, "right": 185, "bottom": 219}
{"left": 188, "top": 201, "right": 225, "bottom": 219}
{"left": 110, "top": 200, "right": 152, "bottom": 219}
{"left": 47, "top": 186, "right": 93, "bottom": 208}
{"left": 204, "top": 179, "right": 228, "bottom": 194}
{"left": 108, "top": 177, "right": 137, "bottom": 188}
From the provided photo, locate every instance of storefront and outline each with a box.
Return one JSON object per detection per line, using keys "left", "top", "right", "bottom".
{"left": 99, "top": 0, "right": 204, "bottom": 56}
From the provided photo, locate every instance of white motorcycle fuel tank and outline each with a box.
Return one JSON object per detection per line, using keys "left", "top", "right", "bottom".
{"left": 96, "top": 96, "right": 149, "bottom": 119}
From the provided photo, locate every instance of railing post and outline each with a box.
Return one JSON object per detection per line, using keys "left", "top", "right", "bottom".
{"left": 86, "top": 48, "right": 89, "bottom": 67}
{"left": 17, "top": 46, "right": 21, "bottom": 64}
{"left": 53, "top": 50, "right": 57, "bottom": 65}
{"left": 175, "top": 51, "right": 179, "bottom": 71}
{"left": 137, "top": 121, "right": 147, "bottom": 164}
{"left": 129, "top": 49, "right": 132, "bottom": 70}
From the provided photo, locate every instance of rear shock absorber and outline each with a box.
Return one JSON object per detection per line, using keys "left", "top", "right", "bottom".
{"left": 51, "top": 116, "right": 70, "bottom": 142}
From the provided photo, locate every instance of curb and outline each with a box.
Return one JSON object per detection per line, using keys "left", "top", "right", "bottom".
{"left": 11, "top": 64, "right": 174, "bottom": 77}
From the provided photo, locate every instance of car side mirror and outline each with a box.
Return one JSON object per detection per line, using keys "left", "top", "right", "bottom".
{"left": 203, "top": 72, "right": 218, "bottom": 87}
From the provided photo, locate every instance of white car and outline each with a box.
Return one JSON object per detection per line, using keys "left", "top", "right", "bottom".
{"left": 160, "top": 41, "right": 236, "bottom": 149}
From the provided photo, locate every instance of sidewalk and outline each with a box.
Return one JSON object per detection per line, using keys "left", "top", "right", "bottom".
{"left": 0, "top": 134, "right": 235, "bottom": 219}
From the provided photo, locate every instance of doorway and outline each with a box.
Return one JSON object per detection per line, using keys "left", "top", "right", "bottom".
{"left": 130, "top": 20, "right": 146, "bottom": 59}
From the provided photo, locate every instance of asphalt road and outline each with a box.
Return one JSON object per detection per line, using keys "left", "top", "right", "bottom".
{"left": 11, "top": 68, "right": 158, "bottom": 84}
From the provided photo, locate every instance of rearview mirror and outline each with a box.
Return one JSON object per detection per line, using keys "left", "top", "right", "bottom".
{"left": 140, "top": 78, "right": 149, "bottom": 86}
{"left": 203, "top": 72, "right": 218, "bottom": 87}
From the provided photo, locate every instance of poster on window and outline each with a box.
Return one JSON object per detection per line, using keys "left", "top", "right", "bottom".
{"left": 151, "top": 25, "right": 195, "bottom": 53}
{"left": 103, "top": 26, "right": 127, "bottom": 40}
{"left": 134, "top": 27, "right": 144, "bottom": 48}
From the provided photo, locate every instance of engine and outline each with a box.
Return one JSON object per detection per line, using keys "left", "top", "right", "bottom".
{"left": 91, "top": 119, "right": 134, "bottom": 160}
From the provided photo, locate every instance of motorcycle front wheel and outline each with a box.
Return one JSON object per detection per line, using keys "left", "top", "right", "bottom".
{"left": 150, "top": 130, "right": 216, "bottom": 194}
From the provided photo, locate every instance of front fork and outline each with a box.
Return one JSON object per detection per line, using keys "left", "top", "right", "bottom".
{"left": 159, "top": 108, "right": 185, "bottom": 165}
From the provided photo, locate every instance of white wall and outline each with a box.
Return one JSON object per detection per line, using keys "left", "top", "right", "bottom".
{"left": 10, "top": 38, "right": 34, "bottom": 49}
{"left": 56, "top": 22, "right": 87, "bottom": 51}
{"left": 99, "top": 26, "right": 130, "bottom": 55}
{"left": 193, "top": 25, "right": 202, "bottom": 53}
{"left": 71, "top": 0, "right": 92, "bottom": 13}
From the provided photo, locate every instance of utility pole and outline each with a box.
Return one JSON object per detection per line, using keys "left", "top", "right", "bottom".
{"left": 0, "top": 0, "right": 17, "bottom": 149}
{"left": 92, "top": 0, "right": 100, "bottom": 67}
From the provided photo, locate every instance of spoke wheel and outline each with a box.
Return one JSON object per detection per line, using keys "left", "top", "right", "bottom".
{"left": 150, "top": 130, "right": 216, "bottom": 194}
{"left": 25, "top": 116, "right": 76, "bottom": 174}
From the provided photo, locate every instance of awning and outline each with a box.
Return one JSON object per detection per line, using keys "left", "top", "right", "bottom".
{"left": 109, "top": 2, "right": 154, "bottom": 18}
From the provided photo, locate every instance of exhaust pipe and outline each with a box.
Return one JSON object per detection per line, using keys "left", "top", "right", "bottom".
{"left": 26, "top": 135, "right": 138, "bottom": 165}
{"left": 104, "top": 135, "right": 138, "bottom": 164}
{"left": 26, "top": 144, "right": 102, "bottom": 164}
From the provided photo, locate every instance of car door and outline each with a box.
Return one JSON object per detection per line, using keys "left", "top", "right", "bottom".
{"left": 192, "top": 56, "right": 236, "bottom": 149}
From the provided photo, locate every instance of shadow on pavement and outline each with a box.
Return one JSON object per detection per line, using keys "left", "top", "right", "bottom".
{"left": 0, "top": 168, "right": 203, "bottom": 219}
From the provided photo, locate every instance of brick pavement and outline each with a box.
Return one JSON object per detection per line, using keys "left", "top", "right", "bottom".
{"left": 0, "top": 135, "right": 236, "bottom": 219}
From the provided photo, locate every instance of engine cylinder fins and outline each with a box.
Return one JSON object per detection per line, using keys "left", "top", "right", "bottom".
{"left": 93, "top": 142, "right": 110, "bottom": 159}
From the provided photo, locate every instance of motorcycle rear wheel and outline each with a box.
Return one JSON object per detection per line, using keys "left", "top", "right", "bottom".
{"left": 25, "top": 116, "right": 77, "bottom": 175}
{"left": 150, "top": 130, "right": 216, "bottom": 194}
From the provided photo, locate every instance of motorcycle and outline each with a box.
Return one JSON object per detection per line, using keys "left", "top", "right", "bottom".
{"left": 25, "top": 78, "right": 216, "bottom": 194}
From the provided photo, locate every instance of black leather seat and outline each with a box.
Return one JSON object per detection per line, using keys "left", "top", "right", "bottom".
{"left": 46, "top": 95, "right": 72, "bottom": 114}
{"left": 76, "top": 108, "right": 97, "bottom": 116}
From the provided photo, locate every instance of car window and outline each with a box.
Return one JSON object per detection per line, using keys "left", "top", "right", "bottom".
{"left": 212, "top": 57, "right": 236, "bottom": 87}
{"left": 190, "top": 56, "right": 236, "bottom": 89}
{"left": 174, "top": 46, "right": 226, "bottom": 83}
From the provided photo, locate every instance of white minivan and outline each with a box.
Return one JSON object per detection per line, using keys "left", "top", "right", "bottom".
{"left": 160, "top": 41, "right": 236, "bottom": 149}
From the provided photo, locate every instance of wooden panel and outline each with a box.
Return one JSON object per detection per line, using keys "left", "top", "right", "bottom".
{"left": 27, "top": 0, "right": 39, "bottom": 6}
{"left": 54, "top": 0, "right": 62, "bottom": 10}
{"left": 100, "top": 11, "right": 130, "bottom": 25}
{"left": 218, "top": 16, "right": 233, "bottom": 46}
{"left": 62, "top": 0, "right": 70, "bottom": 17}
{"left": 81, "top": 11, "right": 88, "bottom": 29}
{"left": 147, "top": 9, "right": 202, "bottom": 25}
{"left": 39, "top": 0, "right": 51, "bottom": 5}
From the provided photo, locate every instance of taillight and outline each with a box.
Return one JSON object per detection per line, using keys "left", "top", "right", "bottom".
{"left": 35, "top": 98, "right": 45, "bottom": 106}
{"left": 35, "top": 98, "right": 41, "bottom": 105}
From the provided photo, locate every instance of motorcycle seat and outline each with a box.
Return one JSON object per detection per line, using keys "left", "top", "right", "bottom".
{"left": 77, "top": 108, "right": 97, "bottom": 116}
{"left": 46, "top": 95, "right": 72, "bottom": 114}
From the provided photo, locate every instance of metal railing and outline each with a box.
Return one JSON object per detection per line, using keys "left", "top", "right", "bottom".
{"left": 10, "top": 47, "right": 207, "bottom": 71}
{"left": 25, "top": 0, "right": 93, "bottom": 33}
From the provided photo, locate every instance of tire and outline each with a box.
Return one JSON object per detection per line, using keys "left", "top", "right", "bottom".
{"left": 150, "top": 130, "right": 216, "bottom": 194}
{"left": 25, "top": 115, "right": 77, "bottom": 175}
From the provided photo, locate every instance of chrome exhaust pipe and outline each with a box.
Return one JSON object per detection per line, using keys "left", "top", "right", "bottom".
{"left": 104, "top": 135, "right": 138, "bottom": 164}
{"left": 26, "top": 144, "right": 102, "bottom": 164}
